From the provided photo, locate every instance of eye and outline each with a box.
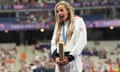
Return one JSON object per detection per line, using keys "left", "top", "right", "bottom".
{"left": 60, "top": 9, "right": 63, "bottom": 12}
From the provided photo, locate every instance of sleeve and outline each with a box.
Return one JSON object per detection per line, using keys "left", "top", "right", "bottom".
{"left": 70, "top": 18, "right": 87, "bottom": 57}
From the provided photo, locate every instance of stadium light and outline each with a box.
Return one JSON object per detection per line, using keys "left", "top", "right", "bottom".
{"left": 109, "top": 26, "right": 114, "bottom": 30}
{"left": 40, "top": 28, "right": 45, "bottom": 32}
{"left": 4, "top": 30, "right": 8, "bottom": 33}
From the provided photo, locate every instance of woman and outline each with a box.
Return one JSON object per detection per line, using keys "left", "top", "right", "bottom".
{"left": 51, "top": 1, "right": 87, "bottom": 72}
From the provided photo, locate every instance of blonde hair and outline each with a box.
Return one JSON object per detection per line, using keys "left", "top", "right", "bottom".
{"left": 54, "top": 1, "right": 74, "bottom": 44}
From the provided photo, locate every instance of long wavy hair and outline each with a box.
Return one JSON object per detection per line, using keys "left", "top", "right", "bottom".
{"left": 54, "top": 1, "right": 74, "bottom": 45}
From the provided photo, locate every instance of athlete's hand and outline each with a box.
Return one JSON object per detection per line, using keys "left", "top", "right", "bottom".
{"left": 55, "top": 57, "right": 62, "bottom": 65}
{"left": 61, "top": 57, "right": 68, "bottom": 65}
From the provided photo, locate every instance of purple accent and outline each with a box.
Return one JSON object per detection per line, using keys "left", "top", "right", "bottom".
{"left": 13, "top": 5, "right": 24, "bottom": 9}
{"left": 0, "top": 23, "right": 51, "bottom": 31}
{"left": 44, "top": 3, "right": 55, "bottom": 8}
{"left": 85, "top": 19, "right": 120, "bottom": 28}
{"left": 0, "top": 19, "right": 120, "bottom": 31}
{"left": 72, "top": 3, "right": 81, "bottom": 7}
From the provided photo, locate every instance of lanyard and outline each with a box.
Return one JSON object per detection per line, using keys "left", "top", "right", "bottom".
{"left": 62, "top": 24, "right": 67, "bottom": 45}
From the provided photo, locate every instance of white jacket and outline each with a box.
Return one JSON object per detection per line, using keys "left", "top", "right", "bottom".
{"left": 51, "top": 16, "right": 87, "bottom": 72}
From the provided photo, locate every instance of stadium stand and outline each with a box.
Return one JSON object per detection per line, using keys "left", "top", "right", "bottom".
{"left": 0, "top": 0, "right": 120, "bottom": 72}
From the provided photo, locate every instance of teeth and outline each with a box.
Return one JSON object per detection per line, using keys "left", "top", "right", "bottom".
{"left": 60, "top": 15, "right": 64, "bottom": 17}
{"left": 59, "top": 16, "right": 64, "bottom": 19}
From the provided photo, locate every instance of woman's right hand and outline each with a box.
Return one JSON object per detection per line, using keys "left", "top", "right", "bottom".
{"left": 56, "top": 57, "right": 62, "bottom": 65}
{"left": 56, "top": 57, "right": 68, "bottom": 66}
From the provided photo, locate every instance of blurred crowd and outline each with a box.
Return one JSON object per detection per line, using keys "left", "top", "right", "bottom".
{"left": 19, "top": 40, "right": 55, "bottom": 72}
{"left": 0, "top": 47, "right": 17, "bottom": 72}
{"left": 0, "top": 0, "right": 120, "bottom": 10}
{"left": 0, "top": 41, "right": 120, "bottom": 72}
{"left": 16, "top": 10, "right": 55, "bottom": 24}
{"left": 0, "top": 0, "right": 120, "bottom": 24}
{"left": 82, "top": 48, "right": 120, "bottom": 72}
{"left": 22, "top": 40, "right": 120, "bottom": 72}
